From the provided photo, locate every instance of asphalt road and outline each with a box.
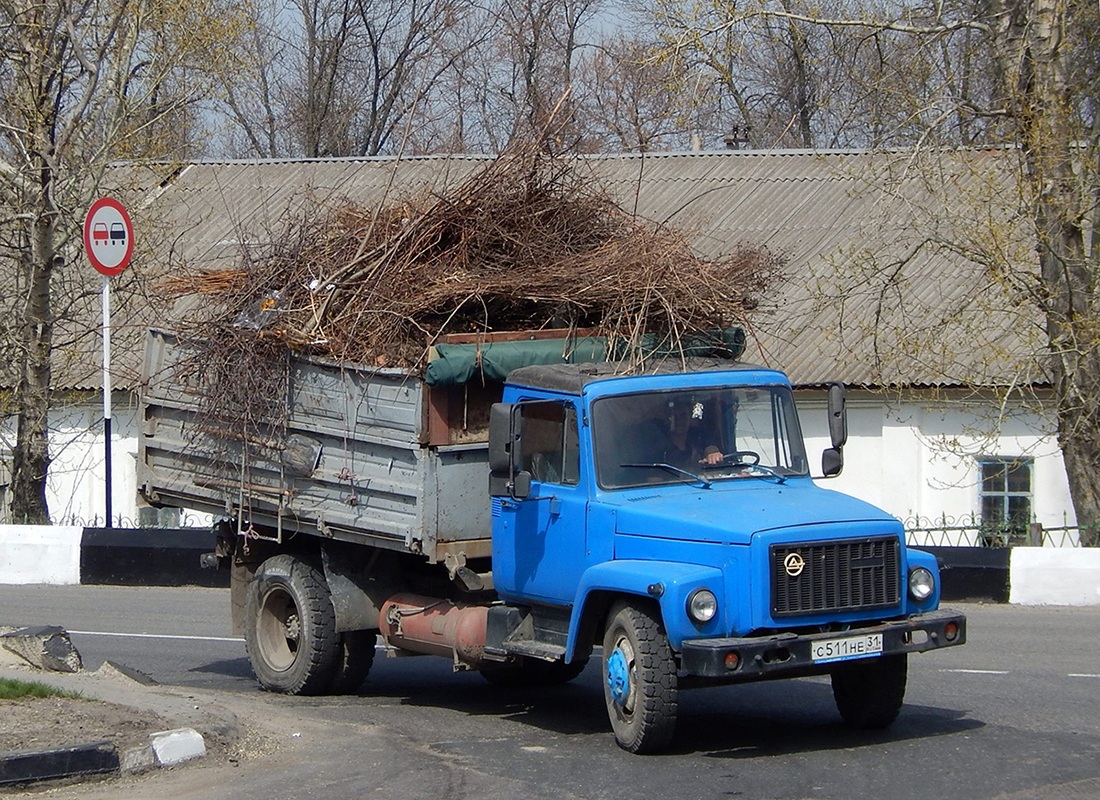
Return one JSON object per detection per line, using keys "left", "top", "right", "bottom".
{"left": 2, "top": 586, "right": 1099, "bottom": 800}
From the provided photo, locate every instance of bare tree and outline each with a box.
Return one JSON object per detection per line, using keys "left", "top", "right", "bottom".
{"left": 0, "top": 0, "right": 247, "bottom": 523}
{"left": 404, "top": 6, "right": 502, "bottom": 153}
{"left": 647, "top": 0, "right": 835, "bottom": 148}
{"left": 215, "top": 0, "right": 476, "bottom": 158}
{"left": 645, "top": 0, "right": 1020, "bottom": 150}
{"left": 669, "top": 0, "right": 1100, "bottom": 540}
{"left": 212, "top": 0, "right": 651, "bottom": 157}
{"left": 998, "top": 0, "right": 1100, "bottom": 542}
{"left": 490, "top": 0, "right": 604, "bottom": 149}
{"left": 582, "top": 35, "right": 696, "bottom": 152}
{"left": 213, "top": 2, "right": 295, "bottom": 157}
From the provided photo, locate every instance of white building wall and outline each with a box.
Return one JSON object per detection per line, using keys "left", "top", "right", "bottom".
{"left": 798, "top": 390, "right": 1076, "bottom": 545}
{"left": 2, "top": 389, "right": 1080, "bottom": 541}
{"left": 1, "top": 395, "right": 155, "bottom": 527}
{"left": 46, "top": 400, "right": 139, "bottom": 526}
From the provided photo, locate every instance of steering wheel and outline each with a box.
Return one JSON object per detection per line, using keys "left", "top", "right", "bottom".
{"left": 720, "top": 450, "right": 761, "bottom": 466}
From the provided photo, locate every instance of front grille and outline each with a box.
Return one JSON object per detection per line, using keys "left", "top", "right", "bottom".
{"left": 770, "top": 536, "right": 900, "bottom": 617}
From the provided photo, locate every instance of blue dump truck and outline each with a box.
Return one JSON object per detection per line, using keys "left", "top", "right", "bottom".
{"left": 138, "top": 327, "right": 965, "bottom": 754}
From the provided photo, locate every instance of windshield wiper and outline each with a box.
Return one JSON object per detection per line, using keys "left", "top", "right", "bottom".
{"left": 720, "top": 462, "right": 788, "bottom": 484}
{"left": 621, "top": 463, "right": 713, "bottom": 489}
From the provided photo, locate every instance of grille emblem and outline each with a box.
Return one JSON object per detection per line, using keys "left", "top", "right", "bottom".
{"left": 783, "top": 552, "right": 806, "bottom": 577}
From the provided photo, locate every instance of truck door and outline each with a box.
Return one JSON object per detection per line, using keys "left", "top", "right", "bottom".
{"left": 492, "top": 400, "right": 588, "bottom": 607}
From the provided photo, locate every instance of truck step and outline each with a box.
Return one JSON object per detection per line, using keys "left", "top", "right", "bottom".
{"left": 502, "top": 640, "right": 566, "bottom": 661}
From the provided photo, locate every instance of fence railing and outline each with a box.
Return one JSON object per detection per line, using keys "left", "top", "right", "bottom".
{"left": 51, "top": 509, "right": 211, "bottom": 530}
{"left": 904, "top": 514, "right": 1098, "bottom": 548}
{"left": 34, "top": 511, "right": 1100, "bottom": 548}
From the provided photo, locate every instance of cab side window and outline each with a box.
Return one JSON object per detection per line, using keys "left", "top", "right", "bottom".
{"left": 519, "top": 401, "right": 579, "bottom": 485}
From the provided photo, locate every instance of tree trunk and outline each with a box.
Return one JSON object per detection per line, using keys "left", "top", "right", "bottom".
{"left": 778, "top": 0, "right": 815, "bottom": 148}
{"left": 9, "top": 212, "right": 54, "bottom": 525}
{"left": 999, "top": 0, "right": 1100, "bottom": 544}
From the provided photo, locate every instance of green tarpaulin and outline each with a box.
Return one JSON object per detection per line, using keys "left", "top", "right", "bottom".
{"left": 423, "top": 328, "right": 745, "bottom": 387}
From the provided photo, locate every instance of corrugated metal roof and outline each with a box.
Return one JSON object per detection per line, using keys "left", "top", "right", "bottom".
{"left": 156, "top": 155, "right": 491, "bottom": 272}
{"left": 10, "top": 149, "right": 1044, "bottom": 391}
{"left": 582, "top": 150, "right": 1043, "bottom": 387}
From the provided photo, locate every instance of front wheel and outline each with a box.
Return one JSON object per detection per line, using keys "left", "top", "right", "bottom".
{"left": 601, "top": 600, "right": 678, "bottom": 754}
{"left": 831, "top": 654, "right": 908, "bottom": 729}
{"left": 245, "top": 554, "right": 339, "bottom": 695}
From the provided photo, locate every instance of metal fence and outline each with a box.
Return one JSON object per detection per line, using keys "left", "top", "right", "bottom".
{"left": 51, "top": 508, "right": 211, "bottom": 530}
{"left": 41, "top": 510, "right": 1099, "bottom": 548}
{"left": 904, "top": 513, "right": 1098, "bottom": 548}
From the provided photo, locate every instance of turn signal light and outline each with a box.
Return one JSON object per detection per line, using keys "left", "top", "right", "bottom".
{"left": 944, "top": 621, "right": 960, "bottom": 642}
{"left": 724, "top": 651, "right": 740, "bottom": 671}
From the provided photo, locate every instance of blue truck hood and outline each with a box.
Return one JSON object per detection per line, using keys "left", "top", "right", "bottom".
{"left": 608, "top": 479, "right": 899, "bottom": 545}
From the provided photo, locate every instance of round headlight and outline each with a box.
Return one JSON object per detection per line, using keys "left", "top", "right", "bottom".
{"left": 908, "top": 567, "right": 935, "bottom": 601}
{"left": 687, "top": 588, "right": 718, "bottom": 623}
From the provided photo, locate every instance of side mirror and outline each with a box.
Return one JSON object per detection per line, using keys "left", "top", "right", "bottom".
{"left": 820, "top": 383, "right": 846, "bottom": 478}
{"left": 822, "top": 447, "right": 844, "bottom": 477}
{"left": 827, "top": 382, "right": 847, "bottom": 449}
{"left": 488, "top": 402, "right": 531, "bottom": 500}
{"left": 488, "top": 403, "right": 514, "bottom": 473}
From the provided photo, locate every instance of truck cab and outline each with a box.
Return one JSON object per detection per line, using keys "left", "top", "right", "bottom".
{"left": 486, "top": 359, "right": 965, "bottom": 752}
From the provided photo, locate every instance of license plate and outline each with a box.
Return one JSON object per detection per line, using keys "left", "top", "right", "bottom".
{"left": 811, "top": 633, "right": 883, "bottom": 663}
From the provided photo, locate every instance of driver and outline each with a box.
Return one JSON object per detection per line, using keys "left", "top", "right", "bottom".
{"left": 662, "top": 397, "right": 723, "bottom": 469}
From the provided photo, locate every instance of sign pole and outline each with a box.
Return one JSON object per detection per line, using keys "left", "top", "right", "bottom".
{"left": 102, "top": 276, "right": 113, "bottom": 528}
{"left": 84, "top": 197, "right": 133, "bottom": 529}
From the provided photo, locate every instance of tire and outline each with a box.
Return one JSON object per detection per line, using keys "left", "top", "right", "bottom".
{"left": 601, "top": 600, "right": 678, "bottom": 754}
{"left": 245, "top": 554, "right": 339, "bottom": 695}
{"left": 831, "top": 654, "right": 908, "bottom": 729}
{"left": 326, "top": 629, "right": 378, "bottom": 694}
{"left": 480, "top": 656, "right": 589, "bottom": 688}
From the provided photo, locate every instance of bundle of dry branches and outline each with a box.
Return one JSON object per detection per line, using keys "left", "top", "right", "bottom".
{"left": 166, "top": 148, "right": 778, "bottom": 370}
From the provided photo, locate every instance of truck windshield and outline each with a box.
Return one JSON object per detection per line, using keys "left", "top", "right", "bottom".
{"left": 591, "top": 386, "right": 810, "bottom": 489}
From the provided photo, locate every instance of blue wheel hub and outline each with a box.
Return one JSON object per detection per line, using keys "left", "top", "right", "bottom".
{"left": 606, "top": 647, "right": 630, "bottom": 706}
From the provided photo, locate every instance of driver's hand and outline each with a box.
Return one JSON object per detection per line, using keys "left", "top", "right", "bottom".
{"left": 700, "top": 450, "right": 724, "bottom": 465}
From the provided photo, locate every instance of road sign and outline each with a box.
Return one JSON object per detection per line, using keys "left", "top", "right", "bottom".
{"left": 84, "top": 197, "right": 134, "bottom": 526}
{"left": 83, "top": 198, "right": 134, "bottom": 276}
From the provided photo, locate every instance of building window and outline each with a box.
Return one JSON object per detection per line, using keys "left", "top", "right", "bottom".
{"left": 979, "top": 458, "right": 1032, "bottom": 545}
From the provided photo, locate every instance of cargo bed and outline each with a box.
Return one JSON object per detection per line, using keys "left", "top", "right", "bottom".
{"left": 137, "top": 329, "right": 492, "bottom": 562}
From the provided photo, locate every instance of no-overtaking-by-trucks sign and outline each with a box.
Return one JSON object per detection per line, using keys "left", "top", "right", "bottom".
{"left": 83, "top": 197, "right": 134, "bottom": 276}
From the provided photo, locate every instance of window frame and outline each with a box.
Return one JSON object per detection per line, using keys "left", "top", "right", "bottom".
{"left": 516, "top": 399, "right": 580, "bottom": 486}
{"left": 977, "top": 456, "right": 1034, "bottom": 543}
{"left": 590, "top": 385, "right": 809, "bottom": 490}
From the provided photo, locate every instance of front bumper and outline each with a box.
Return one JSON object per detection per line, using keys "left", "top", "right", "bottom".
{"left": 680, "top": 608, "right": 966, "bottom": 681}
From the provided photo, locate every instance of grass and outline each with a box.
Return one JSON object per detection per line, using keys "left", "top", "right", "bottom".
{"left": 0, "top": 678, "right": 83, "bottom": 701}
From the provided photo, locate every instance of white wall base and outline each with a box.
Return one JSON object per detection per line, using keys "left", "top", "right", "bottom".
{"left": 0, "top": 525, "right": 82, "bottom": 585}
{"left": 1010, "top": 547, "right": 1100, "bottom": 606}
{"left": 1, "top": 525, "right": 1098, "bottom": 607}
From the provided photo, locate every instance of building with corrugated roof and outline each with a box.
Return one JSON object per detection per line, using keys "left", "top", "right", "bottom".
{"left": 0, "top": 150, "right": 1076, "bottom": 544}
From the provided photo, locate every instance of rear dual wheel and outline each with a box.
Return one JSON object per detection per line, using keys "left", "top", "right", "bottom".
{"left": 328, "top": 630, "right": 377, "bottom": 694}
{"left": 245, "top": 554, "right": 376, "bottom": 695}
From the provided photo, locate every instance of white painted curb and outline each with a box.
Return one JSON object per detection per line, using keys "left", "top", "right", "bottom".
{"left": 0, "top": 525, "right": 81, "bottom": 585}
{"left": 0, "top": 524, "right": 1097, "bottom": 608}
{"left": 120, "top": 728, "right": 207, "bottom": 775}
{"left": 1010, "top": 547, "right": 1100, "bottom": 606}
{"left": 149, "top": 728, "right": 207, "bottom": 766}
